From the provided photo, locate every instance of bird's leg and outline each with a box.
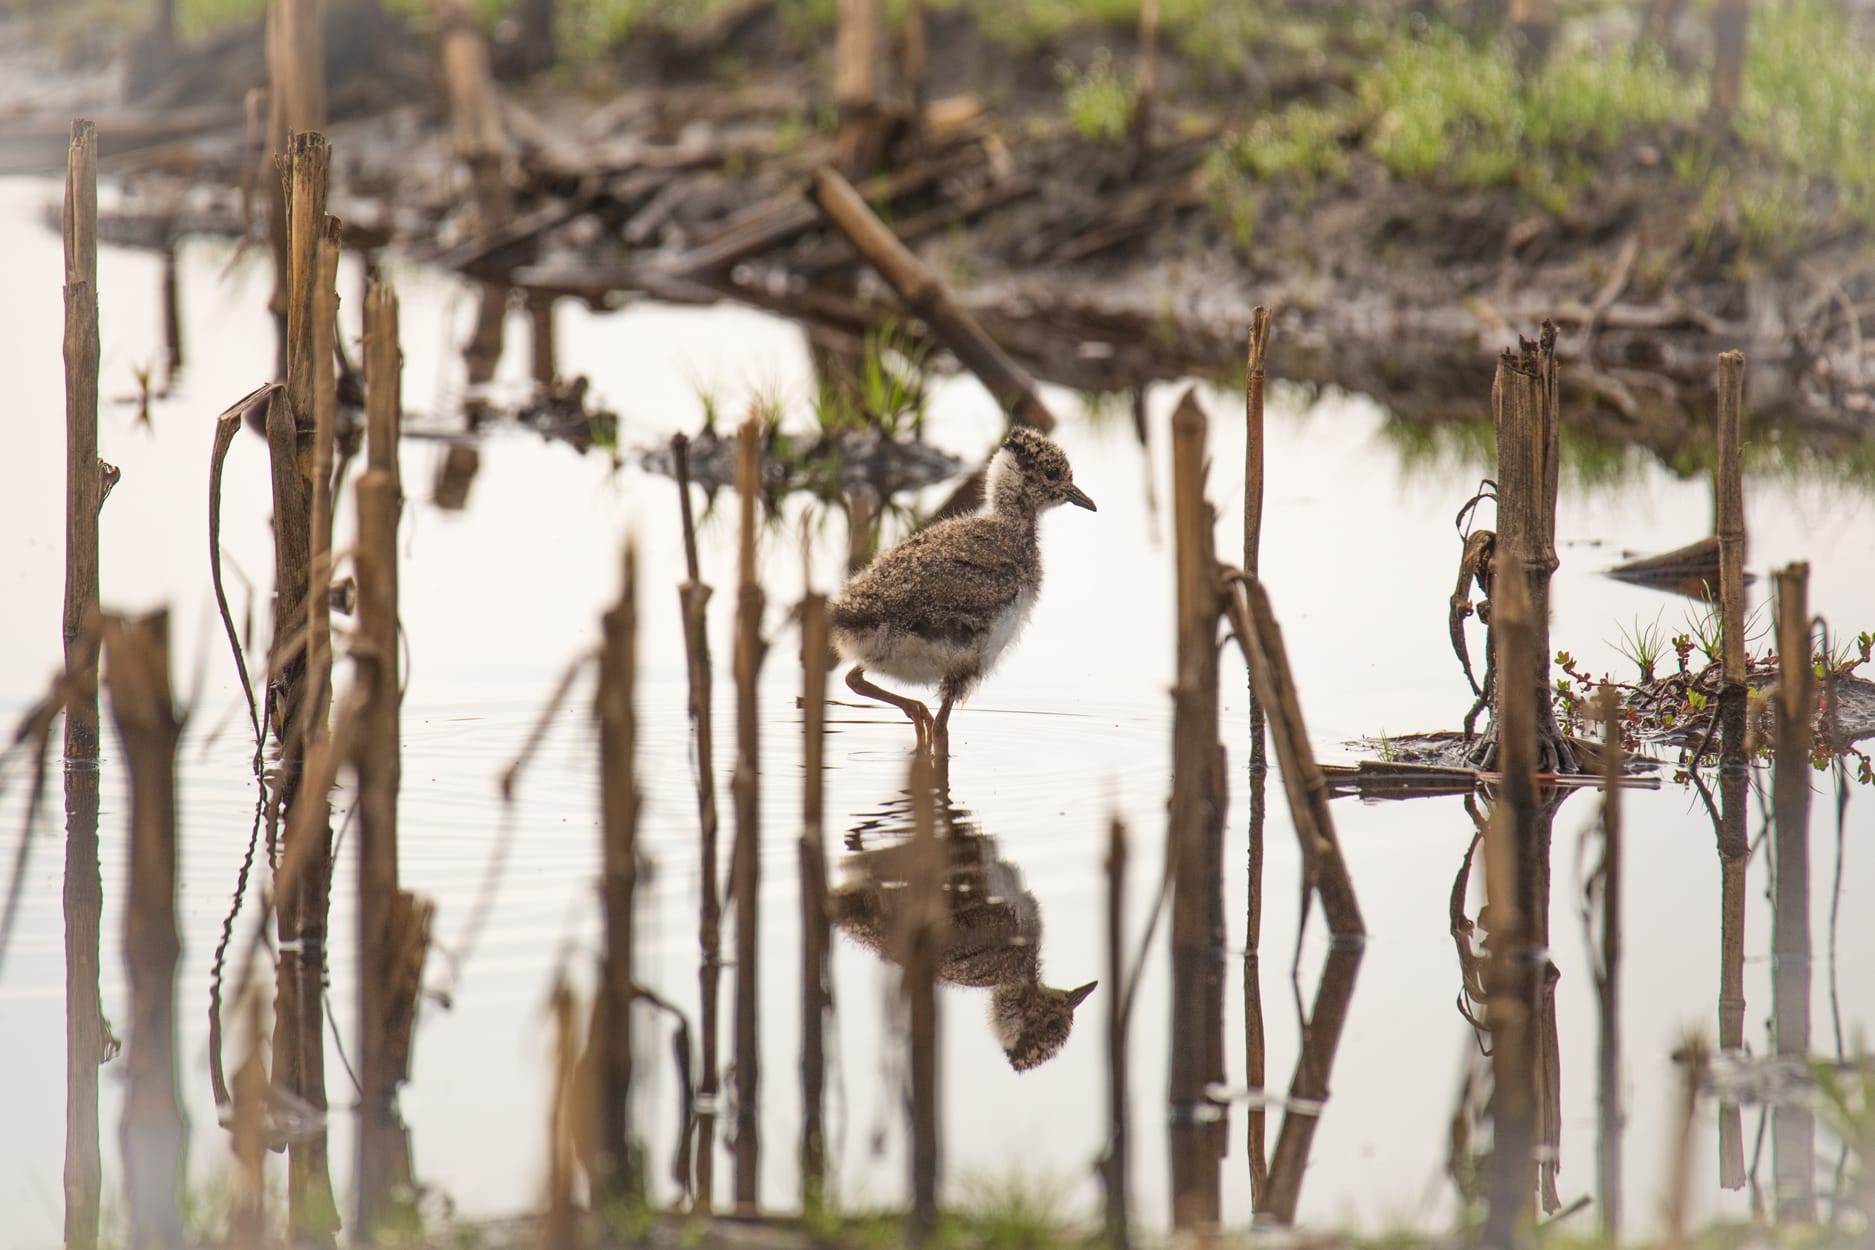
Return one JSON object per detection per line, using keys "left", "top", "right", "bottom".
{"left": 932, "top": 690, "right": 957, "bottom": 758}
{"left": 846, "top": 665, "right": 933, "bottom": 746}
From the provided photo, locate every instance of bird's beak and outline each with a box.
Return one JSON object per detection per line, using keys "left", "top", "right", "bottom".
{"left": 1066, "top": 483, "right": 1097, "bottom": 511}
{"left": 1066, "top": 981, "right": 1099, "bottom": 1008}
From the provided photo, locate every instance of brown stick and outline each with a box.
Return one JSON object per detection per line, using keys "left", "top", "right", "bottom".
{"left": 731, "top": 417, "right": 766, "bottom": 1210}
{"left": 904, "top": 749, "right": 943, "bottom": 1240}
{"left": 63, "top": 118, "right": 104, "bottom": 762}
{"left": 811, "top": 165, "right": 1057, "bottom": 431}
{"left": 1167, "top": 388, "right": 1223, "bottom": 1228}
{"left": 595, "top": 544, "right": 640, "bottom": 1198}
{"left": 1103, "top": 817, "right": 1131, "bottom": 1247}
{"left": 230, "top": 984, "right": 267, "bottom": 1250}
{"left": 306, "top": 213, "right": 341, "bottom": 760}
{"left": 1222, "top": 583, "right": 1364, "bottom": 939}
{"left": 672, "top": 434, "right": 723, "bottom": 1208}
{"left": 1708, "top": 0, "right": 1748, "bottom": 130}
{"left": 800, "top": 583, "right": 831, "bottom": 1203}
{"left": 1243, "top": 309, "right": 1270, "bottom": 580}
{"left": 1715, "top": 349, "right": 1748, "bottom": 765}
{"left": 1771, "top": 562, "right": 1815, "bottom": 1221}
{"left": 103, "top": 611, "right": 187, "bottom": 1250}
{"left": 1594, "top": 685, "right": 1623, "bottom": 1240}
{"left": 353, "top": 457, "right": 406, "bottom": 1235}
{"left": 62, "top": 117, "right": 109, "bottom": 1250}
{"left": 543, "top": 978, "right": 581, "bottom": 1250}
{"left": 1241, "top": 306, "right": 1271, "bottom": 1209}
{"left": 901, "top": 0, "right": 927, "bottom": 133}
{"left": 1481, "top": 559, "right": 1539, "bottom": 1249}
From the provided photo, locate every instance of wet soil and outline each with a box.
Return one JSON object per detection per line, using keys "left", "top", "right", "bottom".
{"left": 9, "top": 1, "right": 1873, "bottom": 462}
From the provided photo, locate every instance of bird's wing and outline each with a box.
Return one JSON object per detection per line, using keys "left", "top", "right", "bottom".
{"left": 839, "top": 520, "right": 1029, "bottom": 640}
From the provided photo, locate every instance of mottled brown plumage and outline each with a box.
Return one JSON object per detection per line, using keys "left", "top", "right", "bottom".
{"left": 832, "top": 427, "right": 1095, "bottom": 748}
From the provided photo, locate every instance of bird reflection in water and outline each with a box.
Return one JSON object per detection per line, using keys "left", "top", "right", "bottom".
{"left": 833, "top": 785, "right": 1096, "bottom": 1071}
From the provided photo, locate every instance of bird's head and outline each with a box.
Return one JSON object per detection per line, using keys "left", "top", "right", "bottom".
{"left": 987, "top": 427, "right": 1096, "bottom": 516}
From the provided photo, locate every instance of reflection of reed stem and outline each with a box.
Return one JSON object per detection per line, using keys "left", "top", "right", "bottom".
{"left": 800, "top": 584, "right": 831, "bottom": 1201}
{"left": 673, "top": 434, "right": 724, "bottom": 1208}
{"left": 104, "top": 612, "right": 187, "bottom": 1250}
{"left": 1771, "top": 563, "right": 1815, "bottom": 1222}
{"left": 1594, "top": 685, "right": 1623, "bottom": 1240}
{"left": 1103, "top": 817, "right": 1130, "bottom": 1248}
{"left": 596, "top": 545, "right": 641, "bottom": 1198}
{"left": 905, "top": 751, "right": 943, "bottom": 1240}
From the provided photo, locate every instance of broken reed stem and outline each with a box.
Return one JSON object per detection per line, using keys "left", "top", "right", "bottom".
{"left": 1715, "top": 351, "right": 1748, "bottom": 770}
{"left": 905, "top": 750, "right": 943, "bottom": 1242}
{"left": 1104, "top": 816, "right": 1130, "bottom": 1248}
{"left": 1771, "top": 562, "right": 1815, "bottom": 1223}
{"left": 1221, "top": 583, "right": 1365, "bottom": 939}
{"left": 1594, "top": 684, "right": 1623, "bottom": 1241}
{"left": 1481, "top": 560, "right": 1539, "bottom": 1250}
{"left": 731, "top": 417, "right": 766, "bottom": 1211}
{"left": 1480, "top": 324, "right": 1575, "bottom": 774}
{"left": 103, "top": 611, "right": 187, "bottom": 1250}
{"left": 306, "top": 214, "right": 341, "bottom": 762}
{"left": 800, "top": 585, "right": 831, "bottom": 1202}
{"left": 543, "top": 978, "right": 580, "bottom": 1250}
{"left": 672, "top": 433, "right": 723, "bottom": 1208}
{"left": 1243, "top": 309, "right": 1270, "bottom": 581}
{"left": 1661, "top": 1036, "right": 1706, "bottom": 1250}
{"left": 1167, "top": 388, "right": 1225, "bottom": 1229}
{"left": 901, "top": 0, "right": 927, "bottom": 128}
{"left": 263, "top": 0, "right": 325, "bottom": 374}
{"left": 63, "top": 118, "right": 103, "bottom": 761}
{"left": 596, "top": 544, "right": 641, "bottom": 1198}
{"left": 810, "top": 165, "right": 1057, "bottom": 432}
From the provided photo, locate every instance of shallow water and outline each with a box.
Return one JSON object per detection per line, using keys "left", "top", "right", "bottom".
{"left": 2, "top": 171, "right": 1874, "bottom": 1246}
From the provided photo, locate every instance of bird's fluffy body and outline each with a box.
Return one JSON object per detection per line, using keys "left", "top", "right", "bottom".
{"left": 829, "top": 428, "right": 1091, "bottom": 704}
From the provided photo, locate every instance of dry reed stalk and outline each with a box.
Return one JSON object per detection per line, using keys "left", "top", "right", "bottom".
{"left": 62, "top": 116, "right": 109, "bottom": 1250}
{"left": 1221, "top": 584, "right": 1364, "bottom": 939}
{"left": 230, "top": 983, "right": 267, "bottom": 1250}
{"left": 811, "top": 166, "right": 1056, "bottom": 432}
{"left": 904, "top": 750, "right": 944, "bottom": 1239}
{"left": 1102, "top": 817, "right": 1131, "bottom": 1247}
{"left": 272, "top": 130, "right": 341, "bottom": 1243}
{"left": 800, "top": 585, "right": 831, "bottom": 1200}
{"left": 731, "top": 417, "right": 766, "bottom": 1210}
{"left": 103, "top": 611, "right": 187, "bottom": 1250}
{"left": 354, "top": 455, "right": 405, "bottom": 1232}
{"left": 1473, "top": 325, "right": 1575, "bottom": 774}
{"left": 1243, "top": 309, "right": 1270, "bottom": 582}
{"left": 1130, "top": 0, "right": 1159, "bottom": 167}
{"left": 63, "top": 119, "right": 102, "bottom": 761}
{"left": 671, "top": 434, "right": 724, "bottom": 1208}
{"left": 430, "top": 0, "right": 512, "bottom": 385}
{"left": 1481, "top": 560, "right": 1539, "bottom": 1250}
{"left": 1167, "top": 388, "right": 1224, "bottom": 1228}
{"left": 1594, "top": 684, "right": 1623, "bottom": 1240}
{"left": 306, "top": 214, "right": 341, "bottom": 761}
{"left": 595, "top": 544, "right": 641, "bottom": 1197}
{"left": 1715, "top": 351, "right": 1748, "bottom": 758}
{"left": 1241, "top": 307, "right": 1272, "bottom": 1209}
{"left": 1771, "top": 562, "right": 1815, "bottom": 1222}
{"left": 160, "top": 240, "right": 182, "bottom": 384}
{"left": 835, "top": 0, "right": 881, "bottom": 173}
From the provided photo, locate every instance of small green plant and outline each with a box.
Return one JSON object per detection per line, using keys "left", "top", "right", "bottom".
{"left": 1611, "top": 613, "right": 1667, "bottom": 684}
{"left": 1058, "top": 50, "right": 1135, "bottom": 144}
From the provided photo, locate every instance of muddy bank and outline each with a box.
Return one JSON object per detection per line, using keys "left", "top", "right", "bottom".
{"left": 7, "top": 1, "right": 1872, "bottom": 459}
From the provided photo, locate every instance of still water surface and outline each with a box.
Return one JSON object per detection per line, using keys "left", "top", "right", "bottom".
{"left": 1, "top": 174, "right": 1873, "bottom": 1246}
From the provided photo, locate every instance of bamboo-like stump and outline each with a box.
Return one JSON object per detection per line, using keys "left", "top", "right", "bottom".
{"left": 731, "top": 418, "right": 766, "bottom": 1210}
{"left": 104, "top": 611, "right": 187, "bottom": 1250}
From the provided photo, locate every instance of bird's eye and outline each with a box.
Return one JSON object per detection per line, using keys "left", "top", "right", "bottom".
{"left": 1045, "top": 465, "right": 1063, "bottom": 481}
